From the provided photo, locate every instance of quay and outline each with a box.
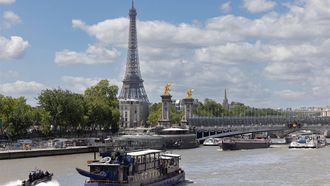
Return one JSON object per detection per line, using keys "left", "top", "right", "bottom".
{"left": 0, "top": 146, "right": 98, "bottom": 160}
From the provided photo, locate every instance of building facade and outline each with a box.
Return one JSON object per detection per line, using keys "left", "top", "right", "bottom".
{"left": 118, "top": 2, "right": 149, "bottom": 128}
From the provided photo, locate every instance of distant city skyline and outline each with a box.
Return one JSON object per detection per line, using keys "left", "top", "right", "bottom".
{"left": 1, "top": 0, "right": 330, "bottom": 108}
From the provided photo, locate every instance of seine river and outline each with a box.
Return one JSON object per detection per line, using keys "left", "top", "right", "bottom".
{"left": 2, "top": 145, "right": 330, "bottom": 186}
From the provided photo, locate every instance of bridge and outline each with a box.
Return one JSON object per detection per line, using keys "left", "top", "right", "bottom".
{"left": 187, "top": 116, "right": 330, "bottom": 141}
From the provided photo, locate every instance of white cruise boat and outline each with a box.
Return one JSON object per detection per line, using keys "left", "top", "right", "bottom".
{"left": 203, "top": 138, "right": 221, "bottom": 146}
{"left": 289, "top": 135, "right": 327, "bottom": 148}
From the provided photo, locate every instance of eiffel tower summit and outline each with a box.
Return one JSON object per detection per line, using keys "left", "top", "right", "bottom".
{"left": 119, "top": 1, "right": 149, "bottom": 128}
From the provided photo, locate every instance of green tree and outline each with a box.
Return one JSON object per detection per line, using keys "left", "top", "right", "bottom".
{"left": 0, "top": 96, "right": 33, "bottom": 137}
{"left": 193, "top": 99, "right": 223, "bottom": 117}
{"left": 170, "top": 105, "right": 183, "bottom": 124}
{"left": 147, "top": 103, "right": 162, "bottom": 125}
{"left": 84, "top": 80, "right": 120, "bottom": 133}
{"left": 30, "top": 107, "right": 52, "bottom": 135}
{"left": 38, "top": 89, "right": 85, "bottom": 132}
{"left": 147, "top": 103, "right": 183, "bottom": 125}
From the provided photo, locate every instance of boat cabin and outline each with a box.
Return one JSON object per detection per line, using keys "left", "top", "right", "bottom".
{"left": 160, "top": 153, "right": 181, "bottom": 175}
{"left": 82, "top": 149, "right": 182, "bottom": 185}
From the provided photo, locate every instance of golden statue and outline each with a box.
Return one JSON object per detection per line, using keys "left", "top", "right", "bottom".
{"left": 163, "top": 83, "right": 171, "bottom": 95}
{"left": 186, "top": 88, "right": 193, "bottom": 98}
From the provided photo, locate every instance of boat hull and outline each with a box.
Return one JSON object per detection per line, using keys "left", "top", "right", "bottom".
{"left": 22, "top": 175, "right": 52, "bottom": 186}
{"left": 203, "top": 138, "right": 221, "bottom": 146}
{"left": 221, "top": 139, "right": 271, "bottom": 150}
{"left": 288, "top": 135, "right": 327, "bottom": 149}
{"left": 84, "top": 172, "right": 185, "bottom": 186}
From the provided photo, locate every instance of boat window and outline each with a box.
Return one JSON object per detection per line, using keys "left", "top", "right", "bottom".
{"left": 150, "top": 154, "right": 155, "bottom": 162}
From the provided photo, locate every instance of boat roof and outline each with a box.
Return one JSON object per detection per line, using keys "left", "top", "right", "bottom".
{"left": 162, "top": 128, "right": 188, "bottom": 131}
{"left": 127, "top": 149, "right": 162, "bottom": 156}
{"left": 161, "top": 153, "right": 181, "bottom": 158}
{"left": 160, "top": 156, "right": 173, "bottom": 160}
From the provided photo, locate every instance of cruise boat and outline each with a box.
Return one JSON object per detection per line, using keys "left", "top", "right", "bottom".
{"left": 203, "top": 138, "right": 221, "bottom": 146}
{"left": 285, "top": 130, "right": 313, "bottom": 144}
{"left": 289, "top": 135, "right": 327, "bottom": 148}
{"left": 76, "top": 149, "right": 185, "bottom": 186}
{"left": 221, "top": 138, "right": 271, "bottom": 151}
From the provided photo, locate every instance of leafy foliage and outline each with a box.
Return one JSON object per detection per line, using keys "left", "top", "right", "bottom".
{"left": 193, "top": 98, "right": 283, "bottom": 117}
{"left": 38, "top": 89, "right": 85, "bottom": 131}
{"left": 147, "top": 102, "right": 183, "bottom": 125}
{"left": 84, "top": 80, "right": 119, "bottom": 133}
{"left": 0, "top": 96, "right": 33, "bottom": 137}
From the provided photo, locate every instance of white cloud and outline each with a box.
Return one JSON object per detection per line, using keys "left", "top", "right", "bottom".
{"left": 61, "top": 76, "right": 101, "bottom": 93}
{"left": 72, "top": 18, "right": 239, "bottom": 48}
{"left": 0, "top": 36, "right": 30, "bottom": 59}
{"left": 58, "top": 1, "right": 330, "bottom": 107}
{"left": 243, "top": 0, "right": 277, "bottom": 13}
{"left": 220, "top": 2, "right": 231, "bottom": 14}
{"left": 275, "top": 90, "right": 305, "bottom": 100}
{"left": 0, "top": 81, "right": 46, "bottom": 95}
{"left": 0, "top": 0, "right": 15, "bottom": 5}
{"left": 55, "top": 44, "right": 120, "bottom": 65}
{"left": 61, "top": 76, "right": 121, "bottom": 93}
{"left": 194, "top": 41, "right": 270, "bottom": 64}
{"left": 72, "top": 18, "right": 128, "bottom": 46}
{"left": 3, "top": 11, "right": 21, "bottom": 28}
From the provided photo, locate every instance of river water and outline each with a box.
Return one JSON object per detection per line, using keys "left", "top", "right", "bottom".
{"left": 1, "top": 145, "right": 330, "bottom": 186}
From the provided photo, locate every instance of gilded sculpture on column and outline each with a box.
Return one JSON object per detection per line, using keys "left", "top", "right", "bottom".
{"left": 186, "top": 88, "right": 193, "bottom": 98}
{"left": 163, "top": 83, "right": 171, "bottom": 96}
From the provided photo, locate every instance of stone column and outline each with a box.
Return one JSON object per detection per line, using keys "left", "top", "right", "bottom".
{"left": 181, "top": 98, "right": 194, "bottom": 127}
{"left": 158, "top": 95, "right": 172, "bottom": 128}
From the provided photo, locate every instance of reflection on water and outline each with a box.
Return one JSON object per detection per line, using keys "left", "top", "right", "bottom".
{"left": 2, "top": 145, "right": 330, "bottom": 186}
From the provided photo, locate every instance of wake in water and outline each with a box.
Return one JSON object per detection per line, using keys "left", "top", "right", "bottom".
{"left": 2, "top": 180, "right": 60, "bottom": 186}
{"left": 2, "top": 180, "right": 22, "bottom": 186}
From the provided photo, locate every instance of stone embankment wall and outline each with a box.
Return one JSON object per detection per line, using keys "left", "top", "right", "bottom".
{"left": 0, "top": 146, "right": 98, "bottom": 160}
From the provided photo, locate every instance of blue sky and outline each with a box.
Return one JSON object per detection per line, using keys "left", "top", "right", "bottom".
{"left": 1, "top": 0, "right": 330, "bottom": 109}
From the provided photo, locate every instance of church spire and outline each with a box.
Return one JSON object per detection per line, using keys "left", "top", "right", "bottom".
{"left": 223, "top": 88, "right": 229, "bottom": 110}
{"left": 224, "top": 89, "right": 227, "bottom": 100}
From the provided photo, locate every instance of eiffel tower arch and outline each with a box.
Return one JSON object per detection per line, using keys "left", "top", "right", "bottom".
{"left": 118, "top": 1, "right": 149, "bottom": 128}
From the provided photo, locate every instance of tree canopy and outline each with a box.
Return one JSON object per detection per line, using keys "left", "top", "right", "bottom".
{"left": 84, "top": 80, "right": 120, "bottom": 133}
{"left": 147, "top": 102, "right": 183, "bottom": 125}
{"left": 0, "top": 79, "right": 120, "bottom": 138}
{"left": 193, "top": 98, "right": 283, "bottom": 117}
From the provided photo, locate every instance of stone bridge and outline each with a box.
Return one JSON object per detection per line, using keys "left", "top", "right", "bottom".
{"left": 187, "top": 116, "right": 330, "bottom": 141}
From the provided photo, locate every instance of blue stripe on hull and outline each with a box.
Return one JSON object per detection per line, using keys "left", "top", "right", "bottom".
{"left": 84, "top": 183, "right": 139, "bottom": 186}
{"left": 146, "top": 172, "right": 185, "bottom": 186}
{"left": 84, "top": 172, "right": 185, "bottom": 186}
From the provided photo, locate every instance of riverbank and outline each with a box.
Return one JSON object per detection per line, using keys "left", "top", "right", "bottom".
{"left": 0, "top": 146, "right": 98, "bottom": 160}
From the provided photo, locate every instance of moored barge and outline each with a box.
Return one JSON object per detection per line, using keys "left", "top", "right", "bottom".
{"left": 221, "top": 138, "right": 271, "bottom": 151}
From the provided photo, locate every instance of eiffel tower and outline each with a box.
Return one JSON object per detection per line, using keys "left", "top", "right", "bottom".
{"left": 119, "top": 1, "right": 149, "bottom": 128}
